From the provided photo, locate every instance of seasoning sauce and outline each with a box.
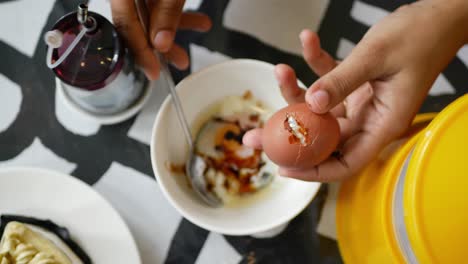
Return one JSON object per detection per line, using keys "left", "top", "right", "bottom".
{"left": 198, "top": 116, "right": 266, "bottom": 195}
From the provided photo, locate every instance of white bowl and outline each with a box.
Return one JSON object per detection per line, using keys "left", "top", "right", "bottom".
{"left": 150, "top": 59, "right": 320, "bottom": 235}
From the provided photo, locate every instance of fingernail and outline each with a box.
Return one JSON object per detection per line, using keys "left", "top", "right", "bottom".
{"left": 196, "top": 19, "right": 212, "bottom": 32}
{"left": 144, "top": 68, "right": 159, "bottom": 81}
{"left": 278, "top": 167, "right": 287, "bottom": 177}
{"left": 306, "top": 89, "right": 329, "bottom": 112}
{"left": 171, "top": 60, "right": 189, "bottom": 71}
{"left": 299, "top": 29, "right": 312, "bottom": 48}
{"left": 242, "top": 132, "right": 256, "bottom": 147}
{"left": 274, "top": 64, "right": 283, "bottom": 77}
{"left": 242, "top": 130, "right": 262, "bottom": 149}
{"left": 153, "top": 30, "right": 174, "bottom": 52}
{"left": 278, "top": 167, "right": 295, "bottom": 178}
{"left": 299, "top": 31, "right": 306, "bottom": 48}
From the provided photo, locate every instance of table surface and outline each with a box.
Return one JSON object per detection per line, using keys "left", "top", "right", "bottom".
{"left": 0, "top": 0, "right": 467, "bottom": 263}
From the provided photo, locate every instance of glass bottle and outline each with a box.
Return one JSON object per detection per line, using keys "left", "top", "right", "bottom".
{"left": 46, "top": 4, "right": 147, "bottom": 115}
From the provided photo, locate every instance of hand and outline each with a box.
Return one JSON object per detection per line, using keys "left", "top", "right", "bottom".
{"left": 110, "top": 0, "right": 212, "bottom": 80}
{"left": 244, "top": 0, "right": 468, "bottom": 181}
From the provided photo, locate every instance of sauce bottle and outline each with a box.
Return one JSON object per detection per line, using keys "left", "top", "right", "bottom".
{"left": 45, "top": 3, "right": 147, "bottom": 115}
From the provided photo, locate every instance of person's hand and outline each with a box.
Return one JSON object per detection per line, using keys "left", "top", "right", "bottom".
{"left": 110, "top": 0, "right": 212, "bottom": 80}
{"left": 243, "top": 0, "right": 468, "bottom": 181}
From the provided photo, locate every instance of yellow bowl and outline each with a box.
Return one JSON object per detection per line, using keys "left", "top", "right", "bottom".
{"left": 337, "top": 94, "right": 468, "bottom": 263}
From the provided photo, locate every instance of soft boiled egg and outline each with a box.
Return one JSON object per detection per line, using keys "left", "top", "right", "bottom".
{"left": 262, "top": 103, "right": 340, "bottom": 170}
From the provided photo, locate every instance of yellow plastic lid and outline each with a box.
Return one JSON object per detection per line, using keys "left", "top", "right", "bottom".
{"left": 404, "top": 94, "right": 468, "bottom": 263}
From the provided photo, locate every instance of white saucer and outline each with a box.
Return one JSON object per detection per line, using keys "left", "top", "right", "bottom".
{"left": 56, "top": 77, "right": 152, "bottom": 125}
{"left": 0, "top": 167, "right": 141, "bottom": 264}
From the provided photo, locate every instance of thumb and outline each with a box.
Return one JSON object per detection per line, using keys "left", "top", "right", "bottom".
{"left": 149, "top": 0, "right": 185, "bottom": 52}
{"left": 305, "top": 48, "right": 381, "bottom": 114}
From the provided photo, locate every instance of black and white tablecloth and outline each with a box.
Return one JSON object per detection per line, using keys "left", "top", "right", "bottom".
{"left": 1, "top": 0, "right": 467, "bottom": 263}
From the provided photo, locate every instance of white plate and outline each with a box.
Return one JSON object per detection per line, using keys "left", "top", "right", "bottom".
{"left": 0, "top": 167, "right": 141, "bottom": 264}
{"left": 151, "top": 59, "right": 321, "bottom": 235}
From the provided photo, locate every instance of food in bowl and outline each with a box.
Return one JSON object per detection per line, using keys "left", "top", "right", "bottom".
{"left": 262, "top": 103, "right": 340, "bottom": 169}
{"left": 0, "top": 214, "right": 91, "bottom": 264}
{"left": 152, "top": 59, "right": 323, "bottom": 235}
{"left": 170, "top": 91, "right": 276, "bottom": 204}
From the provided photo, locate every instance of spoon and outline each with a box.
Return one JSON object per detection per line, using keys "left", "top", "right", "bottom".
{"left": 134, "top": 0, "right": 222, "bottom": 207}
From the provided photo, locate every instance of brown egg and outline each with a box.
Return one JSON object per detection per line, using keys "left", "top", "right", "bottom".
{"left": 262, "top": 103, "right": 340, "bottom": 169}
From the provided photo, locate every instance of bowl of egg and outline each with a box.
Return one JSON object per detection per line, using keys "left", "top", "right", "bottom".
{"left": 151, "top": 59, "right": 322, "bottom": 235}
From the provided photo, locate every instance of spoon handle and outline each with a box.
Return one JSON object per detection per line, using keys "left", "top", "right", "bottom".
{"left": 134, "top": 0, "right": 194, "bottom": 148}
{"left": 159, "top": 56, "right": 194, "bottom": 148}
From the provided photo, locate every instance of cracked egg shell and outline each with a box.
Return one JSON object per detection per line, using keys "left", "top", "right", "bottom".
{"left": 262, "top": 103, "right": 340, "bottom": 170}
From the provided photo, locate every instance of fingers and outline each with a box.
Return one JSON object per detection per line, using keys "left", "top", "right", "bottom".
{"left": 305, "top": 42, "right": 382, "bottom": 114}
{"left": 149, "top": 0, "right": 185, "bottom": 52}
{"left": 332, "top": 83, "right": 374, "bottom": 139}
{"left": 276, "top": 30, "right": 338, "bottom": 105}
{"left": 299, "top": 29, "right": 337, "bottom": 77}
{"left": 111, "top": 0, "right": 160, "bottom": 80}
{"left": 165, "top": 44, "right": 189, "bottom": 70}
{"left": 275, "top": 64, "right": 305, "bottom": 105}
{"left": 336, "top": 117, "right": 356, "bottom": 143}
{"left": 242, "top": 129, "right": 263, "bottom": 149}
{"left": 279, "top": 130, "right": 386, "bottom": 182}
{"left": 179, "top": 12, "right": 212, "bottom": 31}
{"left": 330, "top": 103, "right": 346, "bottom": 117}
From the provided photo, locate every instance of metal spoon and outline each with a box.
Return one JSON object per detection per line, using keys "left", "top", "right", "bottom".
{"left": 134, "top": 0, "right": 222, "bottom": 207}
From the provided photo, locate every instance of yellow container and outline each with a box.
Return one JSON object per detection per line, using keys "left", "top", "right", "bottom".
{"left": 336, "top": 94, "right": 468, "bottom": 263}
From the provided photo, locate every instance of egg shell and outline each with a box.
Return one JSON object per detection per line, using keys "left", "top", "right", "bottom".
{"left": 262, "top": 103, "right": 340, "bottom": 170}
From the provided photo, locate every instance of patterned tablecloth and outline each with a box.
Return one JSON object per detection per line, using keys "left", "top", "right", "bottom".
{"left": 0, "top": 0, "right": 466, "bottom": 263}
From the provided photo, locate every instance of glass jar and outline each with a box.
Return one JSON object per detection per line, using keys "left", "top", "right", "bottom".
{"left": 47, "top": 4, "right": 146, "bottom": 115}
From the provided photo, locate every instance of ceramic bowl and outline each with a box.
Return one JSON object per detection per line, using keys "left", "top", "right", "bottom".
{"left": 151, "top": 59, "right": 320, "bottom": 235}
